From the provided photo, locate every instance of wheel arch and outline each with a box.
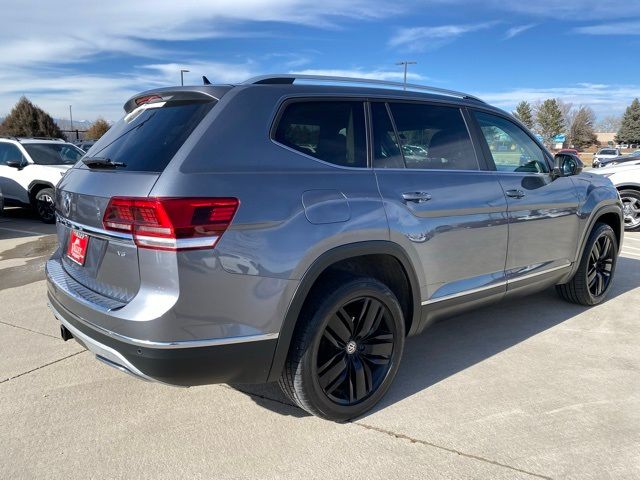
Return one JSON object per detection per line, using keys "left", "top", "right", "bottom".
{"left": 28, "top": 181, "right": 55, "bottom": 205}
{"left": 266, "top": 241, "right": 422, "bottom": 382}
{"left": 569, "top": 203, "right": 623, "bottom": 280}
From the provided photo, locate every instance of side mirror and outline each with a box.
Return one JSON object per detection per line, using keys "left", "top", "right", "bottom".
{"left": 553, "top": 153, "right": 583, "bottom": 178}
{"left": 6, "top": 159, "right": 25, "bottom": 169}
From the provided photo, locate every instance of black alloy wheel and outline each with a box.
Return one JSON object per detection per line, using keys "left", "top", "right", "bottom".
{"left": 279, "top": 276, "right": 405, "bottom": 421}
{"left": 316, "top": 296, "right": 395, "bottom": 405}
{"left": 586, "top": 234, "right": 615, "bottom": 297}
{"left": 36, "top": 188, "right": 56, "bottom": 224}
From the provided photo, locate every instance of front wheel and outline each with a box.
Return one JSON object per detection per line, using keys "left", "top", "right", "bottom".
{"left": 556, "top": 222, "right": 618, "bottom": 306}
{"left": 279, "top": 276, "right": 405, "bottom": 421}
{"left": 35, "top": 188, "right": 56, "bottom": 224}
{"left": 619, "top": 189, "right": 640, "bottom": 232}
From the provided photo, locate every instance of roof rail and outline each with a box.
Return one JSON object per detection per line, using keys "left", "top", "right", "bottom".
{"left": 0, "top": 136, "right": 20, "bottom": 142}
{"left": 243, "top": 74, "right": 485, "bottom": 103}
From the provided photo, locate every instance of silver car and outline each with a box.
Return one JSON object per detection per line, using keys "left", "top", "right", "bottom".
{"left": 46, "top": 75, "right": 624, "bottom": 421}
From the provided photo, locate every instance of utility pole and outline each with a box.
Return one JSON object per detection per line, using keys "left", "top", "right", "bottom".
{"left": 395, "top": 61, "right": 417, "bottom": 90}
{"left": 180, "top": 69, "right": 190, "bottom": 86}
{"left": 69, "top": 105, "right": 73, "bottom": 131}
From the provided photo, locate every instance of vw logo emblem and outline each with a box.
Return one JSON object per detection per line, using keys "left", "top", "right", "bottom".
{"left": 62, "top": 192, "right": 72, "bottom": 217}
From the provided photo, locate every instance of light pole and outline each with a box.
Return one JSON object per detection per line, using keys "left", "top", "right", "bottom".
{"left": 395, "top": 61, "right": 417, "bottom": 90}
{"left": 180, "top": 69, "right": 190, "bottom": 86}
{"left": 69, "top": 105, "right": 73, "bottom": 131}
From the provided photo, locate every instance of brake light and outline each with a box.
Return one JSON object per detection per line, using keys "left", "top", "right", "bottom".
{"left": 103, "top": 197, "right": 239, "bottom": 250}
{"left": 135, "top": 95, "right": 162, "bottom": 106}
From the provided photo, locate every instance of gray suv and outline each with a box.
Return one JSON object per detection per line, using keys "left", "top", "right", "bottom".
{"left": 46, "top": 75, "right": 624, "bottom": 421}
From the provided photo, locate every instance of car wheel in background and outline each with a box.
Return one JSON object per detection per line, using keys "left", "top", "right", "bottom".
{"left": 556, "top": 223, "right": 618, "bottom": 306}
{"left": 619, "top": 190, "right": 640, "bottom": 232}
{"left": 279, "top": 276, "right": 405, "bottom": 422}
{"left": 35, "top": 188, "right": 56, "bottom": 224}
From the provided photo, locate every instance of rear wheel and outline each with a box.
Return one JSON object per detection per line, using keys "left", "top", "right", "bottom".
{"left": 279, "top": 276, "right": 405, "bottom": 421}
{"left": 556, "top": 223, "right": 618, "bottom": 306}
{"left": 35, "top": 188, "right": 55, "bottom": 224}
{"left": 619, "top": 189, "right": 640, "bottom": 232}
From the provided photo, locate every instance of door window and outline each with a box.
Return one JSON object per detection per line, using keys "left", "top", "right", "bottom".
{"left": 384, "top": 102, "right": 479, "bottom": 170}
{"left": 274, "top": 101, "right": 367, "bottom": 168}
{"left": 371, "top": 102, "right": 404, "bottom": 168}
{"left": 473, "top": 111, "right": 549, "bottom": 173}
{"left": 0, "top": 143, "right": 25, "bottom": 165}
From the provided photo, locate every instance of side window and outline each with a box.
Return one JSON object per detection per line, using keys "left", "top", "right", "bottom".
{"left": 0, "top": 143, "right": 24, "bottom": 165}
{"left": 371, "top": 102, "right": 404, "bottom": 168}
{"left": 387, "top": 102, "right": 479, "bottom": 170}
{"left": 274, "top": 101, "right": 367, "bottom": 168}
{"left": 473, "top": 111, "right": 549, "bottom": 173}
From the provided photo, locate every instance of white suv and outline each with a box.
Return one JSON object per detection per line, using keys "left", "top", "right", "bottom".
{"left": 0, "top": 138, "right": 85, "bottom": 222}
{"left": 591, "top": 159, "right": 640, "bottom": 231}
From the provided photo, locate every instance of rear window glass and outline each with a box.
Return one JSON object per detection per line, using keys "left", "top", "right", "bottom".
{"left": 599, "top": 149, "right": 617, "bottom": 155}
{"left": 86, "top": 101, "right": 214, "bottom": 172}
{"left": 274, "top": 101, "right": 367, "bottom": 168}
{"left": 23, "top": 143, "right": 84, "bottom": 165}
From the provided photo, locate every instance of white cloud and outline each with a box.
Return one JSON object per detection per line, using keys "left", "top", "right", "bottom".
{"left": 574, "top": 21, "right": 640, "bottom": 35}
{"left": 389, "top": 22, "right": 496, "bottom": 51}
{"left": 504, "top": 24, "right": 537, "bottom": 40}
{"left": 475, "top": 83, "right": 640, "bottom": 118}
{"left": 0, "top": 1, "right": 397, "bottom": 69}
{"left": 0, "top": 60, "right": 261, "bottom": 121}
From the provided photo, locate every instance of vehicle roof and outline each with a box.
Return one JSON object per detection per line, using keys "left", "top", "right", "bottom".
{"left": 0, "top": 137, "right": 70, "bottom": 144}
{"left": 125, "top": 78, "right": 507, "bottom": 116}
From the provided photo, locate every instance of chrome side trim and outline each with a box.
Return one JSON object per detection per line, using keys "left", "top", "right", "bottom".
{"left": 56, "top": 215, "right": 133, "bottom": 243}
{"left": 48, "top": 300, "right": 279, "bottom": 349}
{"left": 507, "top": 263, "right": 571, "bottom": 283}
{"left": 421, "top": 263, "right": 572, "bottom": 306}
{"left": 422, "top": 281, "right": 506, "bottom": 306}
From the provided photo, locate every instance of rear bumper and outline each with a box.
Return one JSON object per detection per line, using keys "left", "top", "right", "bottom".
{"left": 47, "top": 293, "right": 278, "bottom": 386}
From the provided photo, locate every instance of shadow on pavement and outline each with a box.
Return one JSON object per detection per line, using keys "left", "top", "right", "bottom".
{"left": 234, "top": 255, "right": 640, "bottom": 419}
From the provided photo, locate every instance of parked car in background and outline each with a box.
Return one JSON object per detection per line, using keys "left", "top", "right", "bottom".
{"left": 46, "top": 74, "right": 623, "bottom": 421}
{"left": 591, "top": 160, "right": 640, "bottom": 231}
{"left": 597, "top": 152, "right": 640, "bottom": 169}
{"left": 75, "top": 140, "right": 96, "bottom": 152}
{"left": 558, "top": 148, "right": 579, "bottom": 156}
{"left": 592, "top": 148, "right": 621, "bottom": 168}
{"left": 0, "top": 137, "right": 85, "bottom": 222}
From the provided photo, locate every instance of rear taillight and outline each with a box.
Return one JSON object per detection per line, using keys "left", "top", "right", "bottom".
{"left": 103, "top": 197, "right": 239, "bottom": 251}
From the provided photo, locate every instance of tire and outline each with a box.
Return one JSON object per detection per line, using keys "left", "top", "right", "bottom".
{"left": 556, "top": 222, "right": 618, "bottom": 306}
{"left": 619, "top": 189, "right": 640, "bottom": 232}
{"left": 35, "top": 188, "right": 56, "bottom": 224}
{"left": 279, "top": 275, "right": 405, "bottom": 421}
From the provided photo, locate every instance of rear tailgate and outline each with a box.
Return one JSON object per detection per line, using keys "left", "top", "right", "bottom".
{"left": 55, "top": 170, "right": 160, "bottom": 303}
{"left": 52, "top": 90, "right": 218, "bottom": 305}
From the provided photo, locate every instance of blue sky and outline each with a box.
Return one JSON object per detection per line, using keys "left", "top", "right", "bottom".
{"left": 1, "top": 0, "right": 639, "bottom": 121}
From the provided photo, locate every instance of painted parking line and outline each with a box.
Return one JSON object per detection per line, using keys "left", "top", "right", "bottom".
{"left": 0, "top": 226, "right": 49, "bottom": 236}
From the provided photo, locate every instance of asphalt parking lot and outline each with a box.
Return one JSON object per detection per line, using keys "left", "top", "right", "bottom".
{"left": 1, "top": 208, "right": 639, "bottom": 480}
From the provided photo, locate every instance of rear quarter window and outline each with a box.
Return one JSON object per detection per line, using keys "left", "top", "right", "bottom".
{"left": 273, "top": 100, "right": 367, "bottom": 168}
{"left": 86, "top": 100, "right": 214, "bottom": 172}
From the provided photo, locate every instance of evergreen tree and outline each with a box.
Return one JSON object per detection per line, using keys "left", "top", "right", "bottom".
{"left": 568, "top": 106, "right": 597, "bottom": 150}
{"left": 616, "top": 98, "right": 640, "bottom": 144}
{"left": 513, "top": 101, "right": 534, "bottom": 130}
{"left": 535, "top": 99, "right": 565, "bottom": 147}
{"left": 0, "top": 96, "right": 64, "bottom": 138}
{"left": 85, "top": 118, "right": 111, "bottom": 140}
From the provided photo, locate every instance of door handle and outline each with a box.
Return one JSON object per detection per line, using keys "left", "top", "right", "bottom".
{"left": 402, "top": 191, "right": 432, "bottom": 203}
{"left": 505, "top": 189, "right": 526, "bottom": 199}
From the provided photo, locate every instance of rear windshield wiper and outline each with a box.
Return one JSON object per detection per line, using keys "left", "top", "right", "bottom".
{"left": 82, "top": 157, "right": 127, "bottom": 169}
